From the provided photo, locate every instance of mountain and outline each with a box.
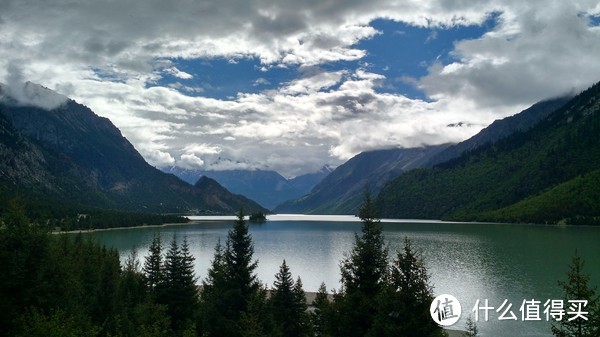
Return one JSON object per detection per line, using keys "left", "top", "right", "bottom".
{"left": 0, "top": 82, "right": 266, "bottom": 216}
{"left": 163, "top": 166, "right": 332, "bottom": 210}
{"left": 288, "top": 165, "right": 334, "bottom": 193}
{"left": 376, "top": 82, "right": 600, "bottom": 224}
{"left": 427, "top": 96, "right": 572, "bottom": 166}
{"left": 274, "top": 144, "right": 452, "bottom": 215}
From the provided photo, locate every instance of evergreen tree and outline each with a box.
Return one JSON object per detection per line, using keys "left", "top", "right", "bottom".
{"left": 371, "top": 237, "right": 443, "bottom": 337}
{"left": 270, "top": 260, "right": 310, "bottom": 337}
{"left": 95, "top": 248, "right": 122, "bottom": 336}
{"left": 292, "top": 277, "right": 311, "bottom": 336}
{"left": 121, "top": 247, "right": 145, "bottom": 308}
{"left": 0, "top": 204, "right": 179, "bottom": 337}
{"left": 202, "top": 240, "right": 226, "bottom": 293}
{"left": 223, "top": 209, "right": 260, "bottom": 310}
{"left": 239, "top": 285, "right": 271, "bottom": 337}
{"left": 117, "top": 248, "right": 147, "bottom": 337}
{"left": 200, "top": 209, "right": 264, "bottom": 337}
{"left": 0, "top": 199, "right": 51, "bottom": 336}
{"left": 551, "top": 252, "right": 600, "bottom": 337}
{"left": 200, "top": 240, "right": 228, "bottom": 336}
{"left": 142, "top": 234, "right": 163, "bottom": 293}
{"left": 161, "top": 235, "right": 198, "bottom": 334}
{"left": 179, "top": 236, "right": 200, "bottom": 333}
{"left": 312, "top": 283, "right": 332, "bottom": 337}
{"left": 12, "top": 308, "right": 99, "bottom": 337}
{"left": 340, "top": 190, "right": 389, "bottom": 295}
{"left": 336, "top": 190, "right": 389, "bottom": 337}
{"left": 131, "top": 301, "right": 171, "bottom": 337}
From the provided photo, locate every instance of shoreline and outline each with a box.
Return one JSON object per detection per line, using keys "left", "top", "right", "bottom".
{"left": 52, "top": 220, "right": 203, "bottom": 234}
{"left": 52, "top": 213, "right": 600, "bottom": 234}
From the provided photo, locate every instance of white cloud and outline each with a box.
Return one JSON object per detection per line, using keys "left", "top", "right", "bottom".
{"left": 179, "top": 153, "right": 205, "bottom": 169}
{"left": 1, "top": 0, "right": 599, "bottom": 176}
{"left": 182, "top": 143, "right": 222, "bottom": 155}
{"left": 165, "top": 67, "right": 193, "bottom": 80}
{"left": 419, "top": 1, "right": 600, "bottom": 111}
{"left": 144, "top": 148, "right": 176, "bottom": 167}
{"left": 253, "top": 78, "right": 271, "bottom": 86}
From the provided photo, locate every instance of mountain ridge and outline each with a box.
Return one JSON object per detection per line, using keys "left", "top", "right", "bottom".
{"left": 0, "top": 82, "right": 266, "bottom": 217}
{"left": 376, "top": 81, "right": 600, "bottom": 223}
{"left": 427, "top": 95, "right": 572, "bottom": 167}
{"left": 164, "top": 166, "right": 332, "bottom": 210}
{"left": 274, "top": 144, "right": 452, "bottom": 215}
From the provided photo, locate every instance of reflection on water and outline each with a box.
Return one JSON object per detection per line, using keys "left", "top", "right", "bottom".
{"left": 87, "top": 217, "right": 600, "bottom": 337}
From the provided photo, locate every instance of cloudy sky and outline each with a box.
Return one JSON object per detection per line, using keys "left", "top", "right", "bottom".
{"left": 1, "top": 0, "right": 599, "bottom": 177}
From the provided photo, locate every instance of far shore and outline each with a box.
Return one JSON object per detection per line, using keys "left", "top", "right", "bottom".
{"left": 51, "top": 220, "right": 204, "bottom": 234}
{"left": 52, "top": 214, "right": 359, "bottom": 234}
{"left": 52, "top": 213, "right": 592, "bottom": 234}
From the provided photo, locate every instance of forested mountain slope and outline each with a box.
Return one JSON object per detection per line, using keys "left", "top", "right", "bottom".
{"left": 0, "top": 83, "right": 265, "bottom": 217}
{"left": 376, "top": 82, "right": 600, "bottom": 224}
{"left": 427, "top": 96, "right": 571, "bottom": 166}
{"left": 275, "top": 145, "right": 450, "bottom": 214}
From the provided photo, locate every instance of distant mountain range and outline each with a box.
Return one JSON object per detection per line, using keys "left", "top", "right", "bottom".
{"left": 377, "top": 82, "right": 600, "bottom": 224}
{"left": 274, "top": 94, "right": 576, "bottom": 217}
{"left": 162, "top": 166, "right": 333, "bottom": 210}
{"left": 274, "top": 144, "right": 452, "bottom": 214}
{"left": 0, "top": 82, "right": 266, "bottom": 216}
{"left": 3, "top": 80, "right": 597, "bottom": 225}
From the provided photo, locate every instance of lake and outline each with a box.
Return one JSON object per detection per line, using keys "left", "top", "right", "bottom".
{"left": 86, "top": 215, "right": 600, "bottom": 337}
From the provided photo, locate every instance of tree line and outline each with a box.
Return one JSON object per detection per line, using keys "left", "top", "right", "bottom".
{"left": 1, "top": 195, "right": 598, "bottom": 336}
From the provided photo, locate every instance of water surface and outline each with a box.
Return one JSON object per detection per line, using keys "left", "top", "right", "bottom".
{"left": 86, "top": 215, "right": 600, "bottom": 337}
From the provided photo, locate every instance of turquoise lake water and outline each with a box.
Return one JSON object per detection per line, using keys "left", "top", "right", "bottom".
{"left": 86, "top": 215, "right": 600, "bottom": 337}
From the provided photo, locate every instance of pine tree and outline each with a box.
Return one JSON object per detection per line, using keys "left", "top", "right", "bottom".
{"left": 179, "top": 236, "right": 199, "bottom": 328}
{"left": 161, "top": 235, "right": 198, "bottom": 334}
{"left": 312, "top": 283, "right": 332, "bottom": 337}
{"left": 336, "top": 190, "right": 389, "bottom": 337}
{"left": 0, "top": 198, "right": 50, "bottom": 335}
{"left": 223, "top": 209, "right": 260, "bottom": 313}
{"left": 95, "top": 248, "right": 121, "bottom": 336}
{"left": 340, "top": 190, "right": 389, "bottom": 295}
{"left": 142, "top": 234, "right": 163, "bottom": 294}
{"left": 118, "top": 248, "right": 147, "bottom": 337}
{"left": 292, "top": 277, "right": 311, "bottom": 336}
{"left": 200, "top": 240, "right": 228, "bottom": 336}
{"left": 551, "top": 252, "right": 599, "bottom": 337}
{"left": 200, "top": 209, "right": 264, "bottom": 337}
{"left": 382, "top": 237, "right": 443, "bottom": 337}
{"left": 202, "top": 239, "right": 226, "bottom": 294}
{"left": 270, "top": 260, "right": 310, "bottom": 337}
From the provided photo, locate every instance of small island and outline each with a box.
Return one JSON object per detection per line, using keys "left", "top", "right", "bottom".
{"left": 248, "top": 211, "right": 267, "bottom": 223}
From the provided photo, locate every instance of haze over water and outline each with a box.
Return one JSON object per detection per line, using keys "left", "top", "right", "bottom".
{"left": 87, "top": 215, "right": 600, "bottom": 337}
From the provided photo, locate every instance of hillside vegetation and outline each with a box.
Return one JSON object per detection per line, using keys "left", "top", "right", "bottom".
{"left": 376, "top": 82, "right": 600, "bottom": 224}
{"left": 275, "top": 145, "right": 450, "bottom": 214}
{"left": 0, "top": 84, "right": 266, "bottom": 225}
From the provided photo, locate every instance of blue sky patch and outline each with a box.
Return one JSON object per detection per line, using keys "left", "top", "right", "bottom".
{"left": 151, "top": 57, "right": 298, "bottom": 99}
{"left": 356, "top": 16, "right": 499, "bottom": 100}
{"left": 152, "top": 16, "right": 498, "bottom": 101}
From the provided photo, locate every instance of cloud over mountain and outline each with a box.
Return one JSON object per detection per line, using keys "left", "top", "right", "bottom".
{"left": 1, "top": 0, "right": 599, "bottom": 176}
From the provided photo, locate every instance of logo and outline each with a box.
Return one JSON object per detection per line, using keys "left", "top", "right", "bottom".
{"left": 430, "top": 294, "right": 462, "bottom": 326}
